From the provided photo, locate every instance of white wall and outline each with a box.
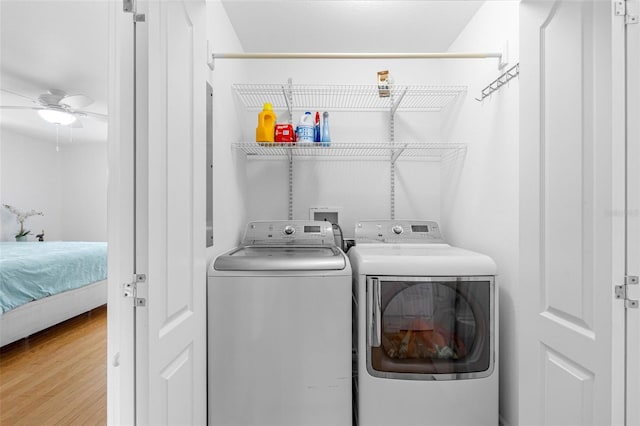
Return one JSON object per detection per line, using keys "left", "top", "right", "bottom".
{"left": 207, "top": 0, "right": 251, "bottom": 257}
{"left": 441, "top": 3, "right": 520, "bottom": 426}
{"left": 0, "top": 127, "right": 107, "bottom": 241}
{"left": 0, "top": 127, "right": 61, "bottom": 240}
{"left": 232, "top": 60, "right": 448, "bottom": 237}
{"left": 60, "top": 142, "right": 108, "bottom": 241}
{"left": 207, "top": 3, "right": 450, "bottom": 247}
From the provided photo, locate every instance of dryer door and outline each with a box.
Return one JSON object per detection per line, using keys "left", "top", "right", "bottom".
{"left": 366, "top": 276, "right": 494, "bottom": 380}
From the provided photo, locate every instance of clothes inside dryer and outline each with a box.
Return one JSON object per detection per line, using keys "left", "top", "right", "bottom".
{"left": 370, "top": 277, "right": 492, "bottom": 376}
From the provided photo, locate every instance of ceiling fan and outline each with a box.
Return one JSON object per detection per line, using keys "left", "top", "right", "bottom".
{"left": 0, "top": 88, "right": 107, "bottom": 128}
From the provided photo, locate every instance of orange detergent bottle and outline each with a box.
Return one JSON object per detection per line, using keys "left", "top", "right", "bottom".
{"left": 256, "top": 103, "right": 277, "bottom": 144}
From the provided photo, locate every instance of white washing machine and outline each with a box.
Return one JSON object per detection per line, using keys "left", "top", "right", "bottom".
{"left": 208, "top": 220, "right": 352, "bottom": 426}
{"left": 348, "top": 220, "right": 498, "bottom": 426}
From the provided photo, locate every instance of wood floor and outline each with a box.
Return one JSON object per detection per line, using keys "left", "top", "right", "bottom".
{"left": 0, "top": 305, "right": 107, "bottom": 425}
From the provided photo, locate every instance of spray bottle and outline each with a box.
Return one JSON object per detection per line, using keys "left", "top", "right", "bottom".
{"left": 321, "top": 111, "right": 331, "bottom": 147}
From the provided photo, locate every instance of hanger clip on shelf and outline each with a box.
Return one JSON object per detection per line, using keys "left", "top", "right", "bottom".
{"left": 475, "top": 63, "right": 519, "bottom": 102}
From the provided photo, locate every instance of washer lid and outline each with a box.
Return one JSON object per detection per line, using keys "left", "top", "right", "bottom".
{"left": 349, "top": 244, "right": 497, "bottom": 276}
{"left": 213, "top": 245, "right": 347, "bottom": 271}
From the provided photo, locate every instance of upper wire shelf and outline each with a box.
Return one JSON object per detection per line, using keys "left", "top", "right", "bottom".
{"left": 233, "top": 142, "right": 466, "bottom": 162}
{"left": 232, "top": 84, "right": 467, "bottom": 112}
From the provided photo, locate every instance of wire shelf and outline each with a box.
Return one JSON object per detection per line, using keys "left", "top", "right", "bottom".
{"left": 234, "top": 142, "right": 466, "bottom": 161}
{"left": 232, "top": 84, "right": 467, "bottom": 112}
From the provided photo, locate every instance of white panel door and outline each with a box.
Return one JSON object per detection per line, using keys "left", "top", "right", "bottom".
{"left": 626, "top": 1, "right": 640, "bottom": 424}
{"left": 134, "top": 0, "right": 207, "bottom": 424}
{"left": 519, "top": 1, "right": 626, "bottom": 425}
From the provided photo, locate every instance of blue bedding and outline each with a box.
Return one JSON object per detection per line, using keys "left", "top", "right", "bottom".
{"left": 0, "top": 242, "right": 107, "bottom": 314}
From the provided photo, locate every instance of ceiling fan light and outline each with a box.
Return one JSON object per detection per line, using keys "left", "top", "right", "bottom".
{"left": 37, "top": 109, "right": 76, "bottom": 125}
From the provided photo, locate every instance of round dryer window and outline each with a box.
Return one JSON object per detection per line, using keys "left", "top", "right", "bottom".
{"left": 368, "top": 277, "right": 494, "bottom": 379}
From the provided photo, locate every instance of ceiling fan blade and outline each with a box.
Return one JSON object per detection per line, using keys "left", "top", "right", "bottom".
{"left": 38, "top": 92, "right": 65, "bottom": 106}
{"left": 0, "top": 88, "right": 37, "bottom": 102}
{"left": 0, "top": 105, "right": 44, "bottom": 110}
{"left": 60, "top": 94, "right": 94, "bottom": 109}
{"left": 48, "top": 89, "right": 67, "bottom": 97}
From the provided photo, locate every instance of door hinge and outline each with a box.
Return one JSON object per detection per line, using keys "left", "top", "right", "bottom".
{"left": 123, "top": 0, "right": 145, "bottom": 22}
{"left": 616, "top": 0, "right": 639, "bottom": 24}
{"left": 615, "top": 275, "right": 639, "bottom": 308}
{"left": 123, "top": 273, "right": 147, "bottom": 307}
{"left": 123, "top": 0, "right": 134, "bottom": 13}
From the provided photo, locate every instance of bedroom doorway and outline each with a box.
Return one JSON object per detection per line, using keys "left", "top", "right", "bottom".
{"left": 0, "top": 1, "right": 110, "bottom": 424}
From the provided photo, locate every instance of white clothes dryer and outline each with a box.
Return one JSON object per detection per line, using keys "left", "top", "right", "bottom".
{"left": 208, "top": 220, "right": 352, "bottom": 426}
{"left": 348, "top": 220, "right": 498, "bottom": 426}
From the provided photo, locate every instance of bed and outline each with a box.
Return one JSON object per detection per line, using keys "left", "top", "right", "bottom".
{"left": 0, "top": 241, "right": 108, "bottom": 347}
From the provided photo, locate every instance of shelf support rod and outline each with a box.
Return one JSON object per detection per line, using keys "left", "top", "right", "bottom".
{"left": 288, "top": 150, "right": 293, "bottom": 220}
{"left": 389, "top": 93, "right": 396, "bottom": 220}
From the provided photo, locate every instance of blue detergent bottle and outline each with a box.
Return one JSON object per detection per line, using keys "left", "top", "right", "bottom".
{"left": 321, "top": 111, "right": 331, "bottom": 147}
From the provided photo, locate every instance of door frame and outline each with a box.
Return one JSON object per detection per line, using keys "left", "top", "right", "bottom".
{"left": 624, "top": 0, "right": 640, "bottom": 423}
{"left": 106, "top": 1, "right": 136, "bottom": 424}
{"left": 613, "top": 1, "right": 629, "bottom": 425}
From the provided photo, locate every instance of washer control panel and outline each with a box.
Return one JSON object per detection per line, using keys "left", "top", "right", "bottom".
{"left": 242, "top": 220, "right": 334, "bottom": 245}
{"left": 355, "top": 220, "right": 444, "bottom": 244}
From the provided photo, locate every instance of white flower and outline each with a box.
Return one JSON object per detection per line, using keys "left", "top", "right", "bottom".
{"left": 3, "top": 204, "right": 44, "bottom": 237}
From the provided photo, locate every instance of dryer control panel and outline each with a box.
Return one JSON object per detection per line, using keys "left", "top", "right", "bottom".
{"left": 355, "top": 220, "right": 444, "bottom": 244}
{"left": 241, "top": 220, "right": 335, "bottom": 246}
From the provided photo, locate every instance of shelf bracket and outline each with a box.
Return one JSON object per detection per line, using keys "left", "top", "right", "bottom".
{"left": 207, "top": 41, "right": 215, "bottom": 71}
{"left": 498, "top": 41, "right": 509, "bottom": 69}
{"left": 282, "top": 78, "right": 293, "bottom": 122}
{"left": 390, "top": 144, "right": 408, "bottom": 164}
{"left": 390, "top": 87, "right": 408, "bottom": 116}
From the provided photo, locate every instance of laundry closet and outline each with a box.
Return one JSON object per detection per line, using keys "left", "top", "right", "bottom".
{"left": 207, "top": 1, "right": 519, "bottom": 424}
{"left": 105, "top": 1, "right": 638, "bottom": 425}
